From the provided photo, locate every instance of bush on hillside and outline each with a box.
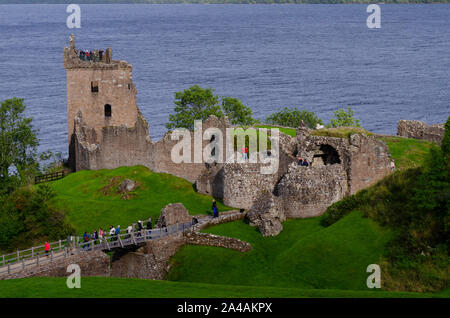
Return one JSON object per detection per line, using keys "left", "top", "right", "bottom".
{"left": 0, "top": 184, "right": 74, "bottom": 252}
{"left": 265, "top": 107, "right": 323, "bottom": 129}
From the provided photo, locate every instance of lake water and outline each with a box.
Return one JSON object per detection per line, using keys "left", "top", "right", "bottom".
{"left": 0, "top": 4, "right": 449, "bottom": 156}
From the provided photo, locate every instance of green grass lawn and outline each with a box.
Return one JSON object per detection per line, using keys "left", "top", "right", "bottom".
{"left": 379, "top": 136, "right": 436, "bottom": 170}
{"left": 167, "top": 211, "right": 396, "bottom": 291}
{"left": 48, "top": 165, "right": 232, "bottom": 234}
{"left": 0, "top": 277, "right": 445, "bottom": 298}
{"left": 255, "top": 125, "right": 297, "bottom": 137}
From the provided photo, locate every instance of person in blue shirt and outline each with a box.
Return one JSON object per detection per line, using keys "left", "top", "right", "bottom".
{"left": 302, "top": 159, "right": 309, "bottom": 167}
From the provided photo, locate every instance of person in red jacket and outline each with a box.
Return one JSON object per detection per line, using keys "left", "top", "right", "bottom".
{"left": 45, "top": 241, "right": 50, "bottom": 257}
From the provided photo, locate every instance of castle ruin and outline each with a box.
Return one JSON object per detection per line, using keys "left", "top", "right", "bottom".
{"left": 64, "top": 37, "right": 392, "bottom": 237}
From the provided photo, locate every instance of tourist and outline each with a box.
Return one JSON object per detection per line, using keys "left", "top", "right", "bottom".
{"left": 98, "top": 228, "right": 104, "bottom": 239}
{"left": 109, "top": 225, "right": 115, "bottom": 236}
{"left": 302, "top": 159, "right": 309, "bottom": 167}
{"left": 146, "top": 218, "right": 153, "bottom": 240}
{"left": 242, "top": 145, "right": 248, "bottom": 160}
{"left": 99, "top": 49, "right": 104, "bottom": 61}
{"left": 212, "top": 199, "right": 219, "bottom": 218}
{"left": 92, "top": 229, "right": 98, "bottom": 244}
{"left": 127, "top": 224, "right": 133, "bottom": 239}
{"left": 82, "top": 232, "right": 90, "bottom": 249}
{"left": 85, "top": 50, "right": 89, "bottom": 60}
{"left": 45, "top": 241, "right": 50, "bottom": 257}
{"left": 116, "top": 225, "right": 121, "bottom": 236}
{"left": 89, "top": 51, "right": 93, "bottom": 61}
{"left": 297, "top": 157, "right": 303, "bottom": 166}
{"left": 391, "top": 159, "right": 395, "bottom": 172}
{"left": 136, "top": 220, "right": 143, "bottom": 237}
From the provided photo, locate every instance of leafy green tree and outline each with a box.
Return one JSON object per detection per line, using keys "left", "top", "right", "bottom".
{"left": 0, "top": 184, "right": 74, "bottom": 252}
{"left": 222, "top": 97, "right": 258, "bottom": 126}
{"left": 441, "top": 116, "right": 450, "bottom": 168}
{"left": 327, "top": 107, "right": 361, "bottom": 128}
{"left": 166, "top": 85, "right": 223, "bottom": 130}
{"left": 0, "top": 98, "right": 39, "bottom": 194}
{"left": 265, "top": 107, "right": 323, "bottom": 129}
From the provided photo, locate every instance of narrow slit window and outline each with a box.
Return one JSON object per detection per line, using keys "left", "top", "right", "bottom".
{"left": 104, "top": 104, "right": 112, "bottom": 117}
{"left": 91, "top": 81, "right": 99, "bottom": 93}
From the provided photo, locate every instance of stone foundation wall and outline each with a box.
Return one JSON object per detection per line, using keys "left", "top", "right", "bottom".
{"left": 111, "top": 233, "right": 186, "bottom": 280}
{"left": 0, "top": 251, "right": 110, "bottom": 280}
{"left": 397, "top": 120, "right": 445, "bottom": 145}
{"left": 276, "top": 164, "right": 348, "bottom": 218}
{"left": 184, "top": 231, "right": 252, "bottom": 252}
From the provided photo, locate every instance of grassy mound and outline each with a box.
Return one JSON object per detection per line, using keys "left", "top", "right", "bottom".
{"left": 379, "top": 136, "right": 436, "bottom": 170}
{"left": 255, "top": 124, "right": 297, "bottom": 137}
{"left": 310, "top": 127, "right": 373, "bottom": 139}
{"left": 48, "top": 165, "right": 231, "bottom": 234}
{"left": 0, "top": 277, "right": 445, "bottom": 298}
{"left": 167, "top": 211, "right": 394, "bottom": 291}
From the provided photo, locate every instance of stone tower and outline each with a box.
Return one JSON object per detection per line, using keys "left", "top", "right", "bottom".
{"left": 64, "top": 35, "right": 141, "bottom": 170}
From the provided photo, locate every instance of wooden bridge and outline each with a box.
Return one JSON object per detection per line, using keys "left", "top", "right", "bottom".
{"left": 0, "top": 219, "right": 202, "bottom": 277}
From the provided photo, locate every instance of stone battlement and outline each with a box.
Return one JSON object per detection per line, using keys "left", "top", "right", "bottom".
{"left": 63, "top": 34, "right": 132, "bottom": 71}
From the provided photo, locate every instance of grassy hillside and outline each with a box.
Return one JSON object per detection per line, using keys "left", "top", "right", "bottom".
{"left": 168, "top": 211, "right": 394, "bottom": 291}
{"left": 48, "top": 165, "right": 231, "bottom": 234}
{"left": 379, "top": 136, "right": 436, "bottom": 170}
{"left": 0, "top": 277, "right": 445, "bottom": 298}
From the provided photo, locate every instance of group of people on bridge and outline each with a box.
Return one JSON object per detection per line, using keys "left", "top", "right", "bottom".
{"left": 80, "top": 217, "right": 154, "bottom": 248}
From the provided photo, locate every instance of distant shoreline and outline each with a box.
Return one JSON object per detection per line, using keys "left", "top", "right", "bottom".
{"left": 2, "top": 1, "right": 450, "bottom": 5}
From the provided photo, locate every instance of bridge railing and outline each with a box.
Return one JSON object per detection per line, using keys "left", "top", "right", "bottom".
{"left": 0, "top": 220, "right": 197, "bottom": 276}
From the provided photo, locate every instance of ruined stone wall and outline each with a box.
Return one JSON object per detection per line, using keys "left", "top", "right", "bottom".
{"left": 0, "top": 251, "right": 110, "bottom": 280}
{"left": 110, "top": 233, "right": 185, "bottom": 280}
{"left": 221, "top": 163, "right": 280, "bottom": 209}
{"left": 184, "top": 231, "right": 252, "bottom": 252}
{"left": 276, "top": 164, "right": 348, "bottom": 218}
{"left": 397, "top": 120, "right": 445, "bottom": 145}
{"left": 296, "top": 129, "right": 391, "bottom": 196}
{"left": 71, "top": 111, "right": 152, "bottom": 171}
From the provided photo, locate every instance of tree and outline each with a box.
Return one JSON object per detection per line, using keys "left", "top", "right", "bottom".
{"left": 265, "top": 107, "right": 323, "bottom": 129}
{"left": 441, "top": 116, "right": 450, "bottom": 168}
{"left": 166, "top": 85, "right": 223, "bottom": 130}
{"left": 0, "top": 98, "right": 39, "bottom": 194}
{"left": 327, "top": 107, "right": 361, "bottom": 128}
{"left": 222, "top": 97, "right": 258, "bottom": 126}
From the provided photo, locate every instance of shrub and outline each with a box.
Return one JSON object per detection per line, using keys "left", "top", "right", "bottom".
{"left": 265, "top": 107, "right": 323, "bottom": 129}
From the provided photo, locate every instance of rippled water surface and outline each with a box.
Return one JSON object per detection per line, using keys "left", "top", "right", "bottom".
{"left": 0, "top": 4, "right": 449, "bottom": 156}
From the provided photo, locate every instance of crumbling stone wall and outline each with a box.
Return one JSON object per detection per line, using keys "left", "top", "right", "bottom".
{"left": 246, "top": 192, "right": 285, "bottom": 237}
{"left": 184, "top": 231, "right": 252, "bottom": 252}
{"left": 276, "top": 164, "right": 348, "bottom": 218}
{"left": 397, "top": 120, "right": 445, "bottom": 145}
{"left": 71, "top": 111, "right": 153, "bottom": 171}
{"left": 111, "top": 233, "right": 186, "bottom": 280}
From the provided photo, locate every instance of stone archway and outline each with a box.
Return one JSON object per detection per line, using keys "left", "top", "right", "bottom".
{"left": 312, "top": 144, "right": 341, "bottom": 167}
